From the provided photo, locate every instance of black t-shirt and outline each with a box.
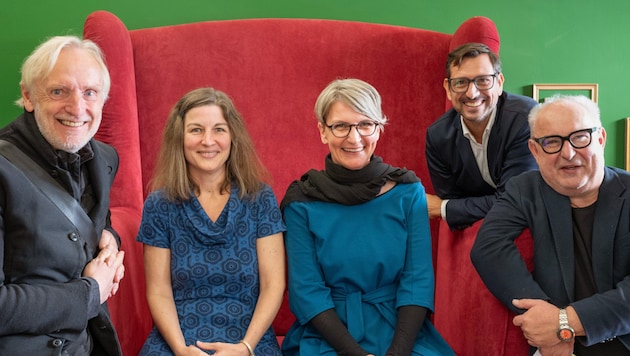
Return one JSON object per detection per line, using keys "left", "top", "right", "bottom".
{"left": 572, "top": 204, "right": 630, "bottom": 355}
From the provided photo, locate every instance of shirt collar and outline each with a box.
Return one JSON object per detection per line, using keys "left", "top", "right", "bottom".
{"left": 460, "top": 107, "right": 497, "bottom": 145}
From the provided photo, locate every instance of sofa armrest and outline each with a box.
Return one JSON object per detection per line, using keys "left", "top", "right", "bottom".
{"left": 106, "top": 206, "right": 151, "bottom": 354}
{"left": 84, "top": 11, "right": 148, "bottom": 355}
{"left": 84, "top": 10, "right": 144, "bottom": 211}
{"left": 433, "top": 219, "right": 532, "bottom": 355}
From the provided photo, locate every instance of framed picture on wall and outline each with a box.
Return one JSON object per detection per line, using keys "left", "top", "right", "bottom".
{"left": 532, "top": 83, "right": 598, "bottom": 103}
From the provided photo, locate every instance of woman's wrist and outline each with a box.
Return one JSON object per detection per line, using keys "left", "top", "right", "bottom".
{"left": 239, "top": 340, "right": 255, "bottom": 356}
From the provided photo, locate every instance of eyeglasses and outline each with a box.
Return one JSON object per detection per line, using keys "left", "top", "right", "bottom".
{"left": 532, "top": 127, "right": 600, "bottom": 154}
{"left": 325, "top": 121, "right": 379, "bottom": 138}
{"left": 447, "top": 74, "right": 498, "bottom": 93}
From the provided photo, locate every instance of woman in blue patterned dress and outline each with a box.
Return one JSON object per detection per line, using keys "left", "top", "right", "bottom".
{"left": 137, "top": 88, "right": 286, "bottom": 355}
{"left": 280, "top": 79, "right": 454, "bottom": 356}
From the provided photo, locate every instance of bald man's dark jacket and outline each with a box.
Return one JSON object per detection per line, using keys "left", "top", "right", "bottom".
{"left": 471, "top": 168, "right": 630, "bottom": 350}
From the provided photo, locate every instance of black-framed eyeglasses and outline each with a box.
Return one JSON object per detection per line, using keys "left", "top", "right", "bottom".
{"left": 325, "top": 120, "right": 379, "bottom": 138}
{"left": 447, "top": 73, "right": 498, "bottom": 93}
{"left": 532, "top": 127, "right": 600, "bottom": 154}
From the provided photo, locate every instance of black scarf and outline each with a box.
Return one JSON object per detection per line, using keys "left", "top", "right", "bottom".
{"left": 281, "top": 154, "right": 419, "bottom": 211}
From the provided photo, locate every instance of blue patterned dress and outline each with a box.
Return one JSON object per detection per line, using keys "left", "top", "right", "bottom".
{"left": 137, "top": 184, "right": 285, "bottom": 355}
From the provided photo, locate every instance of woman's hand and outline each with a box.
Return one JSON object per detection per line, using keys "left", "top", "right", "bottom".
{"left": 195, "top": 341, "right": 251, "bottom": 355}
{"left": 173, "top": 344, "right": 211, "bottom": 356}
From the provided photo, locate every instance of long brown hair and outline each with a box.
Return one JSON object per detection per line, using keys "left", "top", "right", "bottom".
{"left": 149, "top": 87, "right": 270, "bottom": 200}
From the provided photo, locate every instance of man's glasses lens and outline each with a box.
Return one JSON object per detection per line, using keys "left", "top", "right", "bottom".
{"left": 534, "top": 127, "right": 599, "bottom": 154}
{"left": 449, "top": 74, "right": 497, "bottom": 93}
{"left": 327, "top": 121, "right": 378, "bottom": 138}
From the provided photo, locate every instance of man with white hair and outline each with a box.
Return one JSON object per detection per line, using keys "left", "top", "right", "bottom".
{"left": 0, "top": 35, "right": 124, "bottom": 355}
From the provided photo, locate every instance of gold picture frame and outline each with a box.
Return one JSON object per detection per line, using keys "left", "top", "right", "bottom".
{"left": 532, "top": 83, "right": 598, "bottom": 103}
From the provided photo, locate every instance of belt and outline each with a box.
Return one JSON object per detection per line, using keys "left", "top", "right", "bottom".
{"left": 331, "top": 284, "right": 398, "bottom": 341}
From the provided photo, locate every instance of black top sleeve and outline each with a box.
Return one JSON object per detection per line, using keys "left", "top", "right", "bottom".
{"left": 386, "top": 305, "right": 427, "bottom": 356}
{"left": 309, "top": 306, "right": 427, "bottom": 356}
{"left": 309, "top": 309, "right": 369, "bottom": 355}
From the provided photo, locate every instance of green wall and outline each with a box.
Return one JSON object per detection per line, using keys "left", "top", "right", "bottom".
{"left": 2, "top": 0, "right": 629, "bottom": 167}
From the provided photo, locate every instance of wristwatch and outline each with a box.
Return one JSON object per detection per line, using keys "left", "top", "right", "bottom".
{"left": 557, "top": 308, "right": 575, "bottom": 342}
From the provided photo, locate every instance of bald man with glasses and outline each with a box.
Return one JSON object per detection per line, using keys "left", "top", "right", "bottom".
{"left": 471, "top": 95, "right": 630, "bottom": 355}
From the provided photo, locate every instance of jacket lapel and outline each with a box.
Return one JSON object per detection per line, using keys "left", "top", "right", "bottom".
{"left": 455, "top": 122, "right": 485, "bottom": 182}
{"left": 86, "top": 140, "right": 112, "bottom": 224}
{"left": 541, "top": 182, "right": 575, "bottom": 300}
{"left": 591, "top": 167, "right": 625, "bottom": 291}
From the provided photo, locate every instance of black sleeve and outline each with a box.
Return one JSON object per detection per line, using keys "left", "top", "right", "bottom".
{"left": 385, "top": 305, "right": 427, "bottom": 356}
{"left": 309, "top": 309, "right": 369, "bottom": 356}
{"left": 104, "top": 209, "right": 121, "bottom": 248}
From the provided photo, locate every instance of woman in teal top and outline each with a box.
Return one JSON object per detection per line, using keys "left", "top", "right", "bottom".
{"left": 281, "top": 79, "right": 453, "bottom": 356}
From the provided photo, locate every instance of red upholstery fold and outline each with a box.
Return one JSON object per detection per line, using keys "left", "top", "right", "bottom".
{"left": 433, "top": 219, "right": 533, "bottom": 355}
{"left": 84, "top": 11, "right": 150, "bottom": 355}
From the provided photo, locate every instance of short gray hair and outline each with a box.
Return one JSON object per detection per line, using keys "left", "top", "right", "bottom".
{"left": 314, "top": 78, "right": 387, "bottom": 127}
{"left": 528, "top": 95, "right": 601, "bottom": 133}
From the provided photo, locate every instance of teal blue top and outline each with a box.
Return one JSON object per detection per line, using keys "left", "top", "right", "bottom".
{"left": 281, "top": 182, "right": 454, "bottom": 355}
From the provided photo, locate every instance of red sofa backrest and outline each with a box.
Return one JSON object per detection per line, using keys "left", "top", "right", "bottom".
{"left": 83, "top": 11, "right": 499, "bottom": 355}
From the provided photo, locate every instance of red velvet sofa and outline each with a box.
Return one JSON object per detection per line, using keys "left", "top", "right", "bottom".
{"left": 83, "top": 11, "right": 530, "bottom": 355}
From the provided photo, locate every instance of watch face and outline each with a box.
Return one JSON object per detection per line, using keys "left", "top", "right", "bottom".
{"left": 558, "top": 327, "right": 575, "bottom": 342}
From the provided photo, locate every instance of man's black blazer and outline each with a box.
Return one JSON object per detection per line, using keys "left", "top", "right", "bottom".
{"left": 426, "top": 92, "right": 538, "bottom": 230}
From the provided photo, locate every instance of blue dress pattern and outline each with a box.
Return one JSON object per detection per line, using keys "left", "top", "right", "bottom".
{"left": 137, "top": 184, "right": 285, "bottom": 355}
{"left": 281, "top": 182, "right": 454, "bottom": 355}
